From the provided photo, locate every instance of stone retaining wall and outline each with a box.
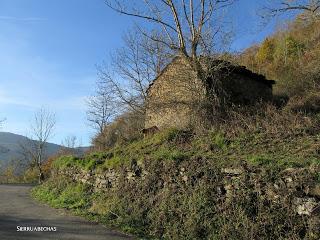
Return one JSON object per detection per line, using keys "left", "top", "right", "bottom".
{"left": 53, "top": 164, "right": 320, "bottom": 217}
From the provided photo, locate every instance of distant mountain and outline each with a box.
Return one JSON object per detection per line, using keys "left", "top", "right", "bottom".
{"left": 0, "top": 132, "right": 88, "bottom": 171}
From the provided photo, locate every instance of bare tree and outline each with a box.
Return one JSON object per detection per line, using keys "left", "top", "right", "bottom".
{"left": 98, "top": 29, "right": 172, "bottom": 114}
{"left": 86, "top": 83, "right": 117, "bottom": 150}
{"left": 61, "top": 135, "right": 77, "bottom": 149}
{"left": 29, "top": 108, "right": 56, "bottom": 183}
{"left": 58, "top": 135, "right": 86, "bottom": 156}
{"left": 105, "top": 0, "right": 235, "bottom": 78}
{"left": 263, "top": 0, "right": 320, "bottom": 18}
{"left": 104, "top": 0, "right": 237, "bottom": 113}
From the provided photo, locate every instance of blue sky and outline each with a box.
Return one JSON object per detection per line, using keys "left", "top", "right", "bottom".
{"left": 0, "top": 0, "right": 296, "bottom": 146}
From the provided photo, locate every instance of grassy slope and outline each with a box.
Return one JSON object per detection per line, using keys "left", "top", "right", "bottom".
{"left": 51, "top": 127, "right": 320, "bottom": 172}
{"left": 32, "top": 122, "right": 320, "bottom": 239}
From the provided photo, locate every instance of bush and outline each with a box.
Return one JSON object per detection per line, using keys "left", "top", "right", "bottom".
{"left": 286, "top": 91, "right": 320, "bottom": 114}
{"left": 92, "top": 110, "right": 144, "bottom": 151}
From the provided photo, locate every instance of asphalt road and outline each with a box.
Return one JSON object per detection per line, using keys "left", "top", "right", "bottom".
{"left": 0, "top": 184, "right": 133, "bottom": 240}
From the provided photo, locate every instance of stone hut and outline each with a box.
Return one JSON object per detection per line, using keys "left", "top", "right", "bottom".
{"left": 145, "top": 56, "right": 275, "bottom": 129}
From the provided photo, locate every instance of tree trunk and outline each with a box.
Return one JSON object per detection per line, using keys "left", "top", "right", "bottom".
{"left": 37, "top": 163, "right": 44, "bottom": 184}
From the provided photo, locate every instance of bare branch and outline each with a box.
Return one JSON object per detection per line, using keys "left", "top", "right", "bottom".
{"left": 29, "top": 108, "right": 56, "bottom": 183}
{"left": 263, "top": 0, "right": 320, "bottom": 19}
{"left": 105, "top": 0, "right": 236, "bottom": 60}
{"left": 105, "top": 0, "right": 178, "bottom": 33}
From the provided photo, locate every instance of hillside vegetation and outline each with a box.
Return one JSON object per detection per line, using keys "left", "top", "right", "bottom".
{"left": 240, "top": 18, "right": 320, "bottom": 98}
{"left": 31, "top": 15, "right": 320, "bottom": 240}
{"left": 33, "top": 105, "right": 320, "bottom": 239}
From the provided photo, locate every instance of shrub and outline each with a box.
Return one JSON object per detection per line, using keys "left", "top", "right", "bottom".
{"left": 92, "top": 110, "right": 144, "bottom": 151}
{"left": 286, "top": 90, "right": 320, "bottom": 114}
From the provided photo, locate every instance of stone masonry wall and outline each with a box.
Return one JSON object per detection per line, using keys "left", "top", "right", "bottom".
{"left": 145, "top": 57, "right": 204, "bottom": 129}
{"left": 53, "top": 164, "right": 320, "bottom": 217}
{"left": 145, "top": 57, "right": 274, "bottom": 129}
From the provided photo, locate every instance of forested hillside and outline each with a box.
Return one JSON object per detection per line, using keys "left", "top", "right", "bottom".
{"left": 240, "top": 17, "right": 320, "bottom": 98}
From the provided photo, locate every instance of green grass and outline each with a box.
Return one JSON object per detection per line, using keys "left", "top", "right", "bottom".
{"left": 31, "top": 176, "right": 147, "bottom": 237}
{"left": 52, "top": 154, "right": 105, "bottom": 171}
{"left": 52, "top": 127, "right": 320, "bottom": 173}
{"left": 31, "top": 177, "right": 91, "bottom": 210}
{"left": 33, "top": 126, "right": 320, "bottom": 239}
